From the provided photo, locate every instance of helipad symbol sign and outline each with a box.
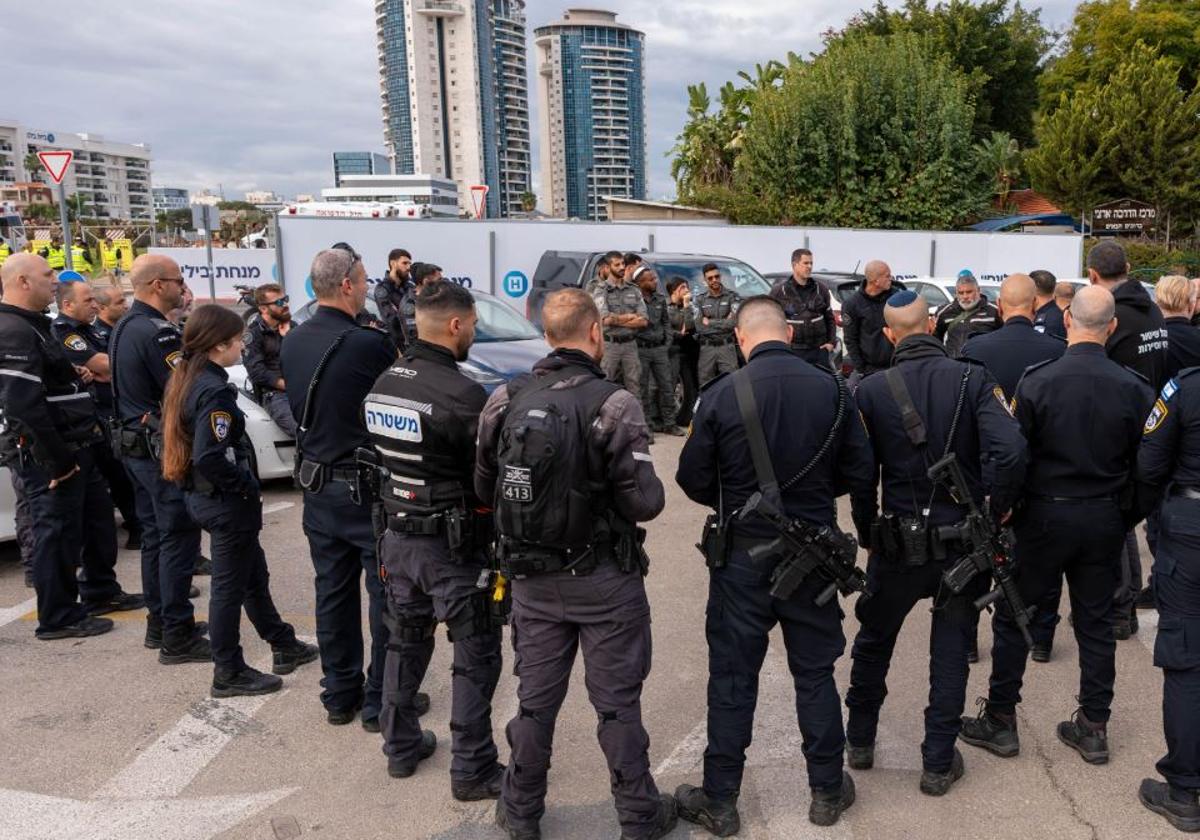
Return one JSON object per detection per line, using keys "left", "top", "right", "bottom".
{"left": 502, "top": 270, "right": 528, "bottom": 298}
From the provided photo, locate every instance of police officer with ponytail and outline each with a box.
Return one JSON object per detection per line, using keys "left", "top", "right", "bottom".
{"left": 364, "top": 280, "right": 505, "bottom": 794}
{"left": 161, "top": 304, "right": 318, "bottom": 697}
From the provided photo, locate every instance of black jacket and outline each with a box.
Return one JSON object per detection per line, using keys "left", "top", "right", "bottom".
{"left": 373, "top": 277, "right": 414, "bottom": 352}
{"left": 1107, "top": 280, "right": 1169, "bottom": 390}
{"left": 183, "top": 361, "right": 256, "bottom": 497}
{"left": 768, "top": 278, "right": 835, "bottom": 350}
{"left": 961, "top": 316, "right": 1065, "bottom": 399}
{"left": 50, "top": 313, "right": 113, "bottom": 413}
{"left": 110, "top": 300, "right": 182, "bottom": 424}
{"left": 1140, "top": 369, "right": 1200, "bottom": 494}
{"left": 934, "top": 299, "right": 1002, "bottom": 358}
{"left": 1034, "top": 299, "right": 1066, "bottom": 341}
{"left": 842, "top": 284, "right": 898, "bottom": 374}
{"left": 1165, "top": 317, "right": 1200, "bottom": 382}
{"left": 242, "top": 316, "right": 286, "bottom": 395}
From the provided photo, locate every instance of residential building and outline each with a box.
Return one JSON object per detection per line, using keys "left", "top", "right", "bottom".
{"left": 190, "top": 190, "right": 221, "bottom": 207}
{"left": 376, "top": 0, "right": 531, "bottom": 217}
{"left": 0, "top": 118, "right": 154, "bottom": 220}
{"left": 534, "top": 9, "right": 646, "bottom": 221}
{"left": 319, "top": 173, "right": 459, "bottom": 217}
{"left": 245, "top": 191, "right": 286, "bottom": 213}
{"left": 333, "top": 151, "right": 392, "bottom": 187}
{"left": 153, "top": 187, "right": 190, "bottom": 213}
{"left": 0, "top": 182, "right": 55, "bottom": 215}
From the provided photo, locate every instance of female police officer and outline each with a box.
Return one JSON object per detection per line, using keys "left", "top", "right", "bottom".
{"left": 161, "top": 305, "right": 317, "bottom": 697}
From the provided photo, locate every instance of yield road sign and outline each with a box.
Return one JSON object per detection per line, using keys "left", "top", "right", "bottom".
{"left": 37, "top": 150, "right": 74, "bottom": 185}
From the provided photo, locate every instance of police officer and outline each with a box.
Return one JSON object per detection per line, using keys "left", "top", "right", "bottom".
{"left": 768, "top": 248, "right": 836, "bottom": 368}
{"left": 110, "top": 254, "right": 209, "bottom": 661}
{"left": 846, "top": 290, "right": 1025, "bottom": 795}
{"left": 242, "top": 283, "right": 297, "bottom": 436}
{"left": 373, "top": 247, "right": 412, "bottom": 350}
{"left": 933, "top": 271, "right": 1002, "bottom": 358}
{"left": 0, "top": 254, "right": 117, "bottom": 639}
{"left": 693, "top": 263, "right": 740, "bottom": 385}
{"left": 841, "top": 260, "right": 897, "bottom": 388}
{"left": 1156, "top": 275, "right": 1200, "bottom": 380}
{"left": 281, "top": 246, "right": 410, "bottom": 730}
{"left": 586, "top": 251, "right": 623, "bottom": 297}
{"left": 636, "top": 266, "right": 684, "bottom": 437}
{"left": 960, "top": 286, "right": 1153, "bottom": 767}
{"left": 675, "top": 296, "right": 876, "bottom": 831}
{"left": 1031, "top": 270, "right": 1066, "bottom": 340}
{"left": 1135, "top": 362, "right": 1200, "bottom": 832}
{"left": 961, "top": 273, "right": 1065, "bottom": 663}
{"left": 595, "top": 256, "right": 649, "bottom": 396}
{"left": 666, "top": 277, "right": 698, "bottom": 429}
{"left": 366, "top": 281, "right": 505, "bottom": 794}
{"left": 476, "top": 288, "right": 677, "bottom": 840}
{"left": 160, "top": 304, "right": 318, "bottom": 697}
{"left": 388, "top": 262, "right": 445, "bottom": 353}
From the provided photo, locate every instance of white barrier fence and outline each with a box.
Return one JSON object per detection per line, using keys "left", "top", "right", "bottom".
{"left": 148, "top": 247, "right": 280, "bottom": 300}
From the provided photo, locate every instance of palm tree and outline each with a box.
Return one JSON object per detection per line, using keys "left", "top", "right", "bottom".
{"left": 24, "top": 152, "right": 45, "bottom": 183}
{"left": 519, "top": 191, "right": 537, "bottom": 213}
{"left": 975, "top": 132, "right": 1023, "bottom": 210}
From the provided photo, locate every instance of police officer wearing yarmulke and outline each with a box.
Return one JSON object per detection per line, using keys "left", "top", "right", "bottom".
{"left": 676, "top": 296, "right": 876, "bottom": 832}
{"left": 960, "top": 286, "right": 1153, "bottom": 769}
{"left": 364, "top": 280, "right": 505, "bottom": 796}
{"left": 846, "top": 289, "right": 1025, "bottom": 796}
{"left": 476, "top": 288, "right": 676, "bottom": 840}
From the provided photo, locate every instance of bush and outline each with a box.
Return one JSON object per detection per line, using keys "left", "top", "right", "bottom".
{"left": 1083, "top": 238, "right": 1200, "bottom": 279}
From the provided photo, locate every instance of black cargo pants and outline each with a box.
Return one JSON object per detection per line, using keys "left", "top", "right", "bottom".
{"left": 378, "top": 530, "right": 502, "bottom": 783}
{"left": 499, "top": 563, "right": 663, "bottom": 838}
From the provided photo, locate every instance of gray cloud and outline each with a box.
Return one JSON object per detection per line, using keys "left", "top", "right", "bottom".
{"left": 6, "top": 0, "right": 1078, "bottom": 205}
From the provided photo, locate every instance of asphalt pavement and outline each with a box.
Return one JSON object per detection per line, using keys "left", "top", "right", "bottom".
{"left": 0, "top": 437, "right": 1181, "bottom": 840}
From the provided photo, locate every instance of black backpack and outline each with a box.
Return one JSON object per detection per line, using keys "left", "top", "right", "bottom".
{"left": 494, "top": 367, "right": 619, "bottom": 552}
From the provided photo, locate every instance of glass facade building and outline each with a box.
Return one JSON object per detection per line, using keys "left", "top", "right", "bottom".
{"left": 332, "top": 151, "right": 392, "bottom": 187}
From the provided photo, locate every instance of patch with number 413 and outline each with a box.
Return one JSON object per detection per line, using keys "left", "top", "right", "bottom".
{"left": 501, "top": 465, "right": 533, "bottom": 503}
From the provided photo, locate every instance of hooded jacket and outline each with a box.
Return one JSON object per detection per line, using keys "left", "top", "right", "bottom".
{"left": 841, "top": 283, "right": 898, "bottom": 375}
{"left": 1106, "top": 280, "right": 1169, "bottom": 390}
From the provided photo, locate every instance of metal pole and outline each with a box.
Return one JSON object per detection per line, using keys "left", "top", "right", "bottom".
{"left": 205, "top": 207, "right": 216, "bottom": 302}
{"left": 58, "top": 182, "right": 73, "bottom": 271}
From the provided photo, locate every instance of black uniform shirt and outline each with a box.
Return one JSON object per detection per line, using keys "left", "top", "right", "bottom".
{"left": 0, "top": 303, "right": 90, "bottom": 474}
{"left": 1014, "top": 342, "right": 1153, "bottom": 498}
{"left": 1140, "top": 370, "right": 1200, "bottom": 491}
{"left": 50, "top": 313, "right": 113, "bottom": 412}
{"left": 110, "top": 299, "right": 182, "bottom": 423}
{"left": 183, "top": 361, "right": 255, "bottom": 495}
{"left": 855, "top": 334, "right": 1026, "bottom": 525}
{"left": 242, "top": 315, "right": 286, "bottom": 394}
{"left": 677, "top": 340, "right": 877, "bottom": 537}
{"left": 1165, "top": 317, "right": 1200, "bottom": 382}
{"left": 1034, "top": 299, "right": 1066, "bottom": 340}
{"left": 769, "top": 278, "right": 836, "bottom": 350}
{"left": 961, "top": 316, "right": 1065, "bottom": 399}
{"left": 638, "top": 290, "right": 670, "bottom": 347}
{"left": 280, "top": 304, "right": 396, "bottom": 467}
{"left": 373, "top": 277, "right": 411, "bottom": 351}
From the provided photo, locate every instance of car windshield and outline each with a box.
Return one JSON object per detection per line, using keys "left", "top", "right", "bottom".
{"left": 652, "top": 260, "right": 771, "bottom": 299}
{"left": 474, "top": 296, "right": 541, "bottom": 343}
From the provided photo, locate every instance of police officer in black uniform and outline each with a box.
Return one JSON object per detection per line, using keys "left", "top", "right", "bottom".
{"left": 365, "top": 281, "right": 505, "bottom": 794}
{"left": 666, "top": 277, "right": 698, "bottom": 428}
{"left": 1135, "top": 363, "right": 1200, "bottom": 832}
{"left": 960, "top": 286, "right": 1153, "bottom": 767}
{"left": 1031, "top": 270, "right": 1066, "bottom": 340}
{"left": 961, "top": 273, "right": 1065, "bottom": 662}
{"left": 110, "top": 254, "right": 208, "bottom": 661}
{"left": 373, "top": 247, "right": 412, "bottom": 350}
{"left": 675, "top": 296, "right": 876, "bottom": 832}
{"left": 242, "top": 282, "right": 297, "bottom": 437}
{"left": 846, "top": 290, "right": 1025, "bottom": 796}
{"left": 160, "top": 304, "right": 318, "bottom": 697}
{"left": 281, "top": 245, "right": 410, "bottom": 730}
{"left": 476, "top": 288, "right": 676, "bottom": 840}
{"left": 0, "top": 254, "right": 119, "bottom": 639}
{"left": 768, "top": 248, "right": 836, "bottom": 368}
{"left": 51, "top": 278, "right": 142, "bottom": 551}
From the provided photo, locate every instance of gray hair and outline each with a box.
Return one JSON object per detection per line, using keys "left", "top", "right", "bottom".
{"left": 1069, "top": 285, "right": 1115, "bottom": 331}
{"left": 309, "top": 249, "right": 355, "bottom": 298}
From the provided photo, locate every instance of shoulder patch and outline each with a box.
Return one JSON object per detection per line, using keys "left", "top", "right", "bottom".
{"left": 210, "top": 411, "right": 232, "bottom": 442}
{"left": 993, "top": 385, "right": 1015, "bottom": 417}
{"left": 165, "top": 350, "right": 182, "bottom": 369}
{"left": 63, "top": 333, "right": 88, "bottom": 353}
{"left": 1161, "top": 378, "right": 1180, "bottom": 404}
{"left": 1145, "top": 399, "right": 1169, "bottom": 435}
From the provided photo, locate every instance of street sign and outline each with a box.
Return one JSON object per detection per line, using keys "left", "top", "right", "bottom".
{"left": 37, "top": 150, "right": 73, "bottom": 185}
{"left": 57, "top": 270, "right": 85, "bottom": 283}
{"left": 469, "top": 184, "right": 490, "bottom": 220}
{"left": 1092, "top": 198, "right": 1157, "bottom": 236}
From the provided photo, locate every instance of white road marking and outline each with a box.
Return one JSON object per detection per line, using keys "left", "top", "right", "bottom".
{"left": 262, "top": 501, "right": 294, "bottom": 515}
{"left": 1137, "top": 610, "right": 1159, "bottom": 652}
{"left": 0, "top": 596, "right": 37, "bottom": 629}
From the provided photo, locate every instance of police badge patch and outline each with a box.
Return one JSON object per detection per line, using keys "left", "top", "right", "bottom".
{"left": 994, "top": 385, "right": 1015, "bottom": 416}
{"left": 63, "top": 334, "right": 88, "bottom": 353}
{"left": 501, "top": 465, "right": 532, "bottom": 503}
{"left": 166, "top": 350, "right": 182, "bottom": 369}
{"left": 210, "top": 411, "right": 232, "bottom": 441}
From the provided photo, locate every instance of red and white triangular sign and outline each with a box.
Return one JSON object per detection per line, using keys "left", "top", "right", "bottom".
{"left": 469, "top": 184, "right": 490, "bottom": 219}
{"left": 37, "top": 150, "right": 74, "bottom": 184}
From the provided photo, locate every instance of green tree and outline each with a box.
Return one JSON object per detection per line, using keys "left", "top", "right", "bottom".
{"left": 23, "top": 152, "right": 45, "bottom": 183}
{"left": 519, "top": 191, "right": 537, "bottom": 213}
{"left": 1025, "top": 89, "right": 1109, "bottom": 221}
{"left": 975, "top": 131, "right": 1024, "bottom": 211}
{"left": 1040, "top": 0, "right": 1200, "bottom": 111}
{"left": 156, "top": 208, "right": 194, "bottom": 231}
{"left": 25, "top": 203, "right": 58, "bottom": 222}
{"left": 720, "top": 32, "right": 988, "bottom": 229}
{"left": 827, "top": 0, "right": 1052, "bottom": 144}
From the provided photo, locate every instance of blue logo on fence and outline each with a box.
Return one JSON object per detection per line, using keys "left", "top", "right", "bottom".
{"left": 502, "top": 270, "right": 529, "bottom": 298}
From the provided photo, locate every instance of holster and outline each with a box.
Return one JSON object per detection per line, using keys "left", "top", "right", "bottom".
{"left": 496, "top": 537, "right": 601, "bottom": 578}
{"left": 698, "top": 513, "right": 729, "bottom": 569}
{"left": 871, "top": 513, "right": 931, "bottom": 567}
{"left": 296, "top": 459, "right": 326, "bottom": 493}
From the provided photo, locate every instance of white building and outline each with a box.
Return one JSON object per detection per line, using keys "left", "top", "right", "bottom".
{"left": 152, "top": 187, "right": 190, "bottom": 213}
{"left": 320, "top": 173, "right": 459, "bottom": 217}
{"left": 190, "top": 190, "right": 221, "bottom": 207}
{"left": 376, "top": 0, "right": 531, "bottom": 218}
{"left": 245, "top": 191, "right": 285, "bottom": 213}
{"left": 0, "top": 118, "right": 153, "bottom": 220}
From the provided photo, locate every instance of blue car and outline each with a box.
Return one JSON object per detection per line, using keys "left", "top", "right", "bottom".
{"left": 291, "top": 287, "right": 549, "bottom": 393}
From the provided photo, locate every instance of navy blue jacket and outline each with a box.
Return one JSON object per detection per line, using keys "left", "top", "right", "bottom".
{"left": 856, "top": 334, "right": 1026, "bottom": 525}
{"left": 677, "top": 341, "right": 877, "bottom": 538}
{"left": 1140, "top": 370, "right": 1200, "bottom": 493}
{"left": 1034, "top": 299, "right": 1066, "bottom": 341}
{"left": 183, "top": 361, "right": 256, "bottom": 497}
{"left": 1165, "top": 317, "right": 1200, "bottom": 382}
{"left": 50, "top": 313, "right": 113, "bottom": 413}
{"left": 110, "top": 300, "right": 182, "bottom": 423}
{"left": 961, "top": 316, "right": 1065, "bottom": 400}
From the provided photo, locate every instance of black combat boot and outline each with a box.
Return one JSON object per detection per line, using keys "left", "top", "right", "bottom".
{"left": 327, "top": 699, "right": 362, "bottom": 726}
{"left": 35, "top": 616, "right": 114, "bottom": 640}
{"left": 194, "top": 554, "right": 212, "bottom": 576}
{"left": 145, "top": 619, "right": 207, "bottom": 651}
{"left": 846, "top": 742, "right": 875, "bottom": 770}
{"left": 967, "top": 638, "right": 979, "bottom": 664}
{"left": 1139, "top": 779, "right": 1200, "bottom": 832}
{"left": 675, "top": 784, "right": 740, "bottom": 837}
{"left": 271, "top": 639, "right": 319, "bottom": 675}
{"left": 85, "top": 590, "right": 145, "bottom": 616}
{"left": 159, "top": 634, "right": 212, "bottom": 665}
{"left": 363, "top": 691, "right": 430, "bottom": 733}
{"left": 920, "top": 748, "right": 965, "bottom": 796}
{"left": 387, "top": 730, "right": 437, "bottom": 778}
{"left": 495, "top": 798, "right": 541, "bottom": 840}
{"left": 959, "top": 699, "right": 1020, "bottom": 757}
{"left": 212, "top": 666, "right": 283, "bottom": 698}
{"left": 1030, "top": 643, "right": 1052, "bottom": 663}
{"left": 619, "top": 794, "right": 678, "bottom": 839}
{"left": 809, "top": 772, "right": 855, "bottom": 826}
{"left": 452, "top": 763, "right": 505, "bottom": 802}
{"left": 1056, "top": 709, "right": 1108, "bottom": 764}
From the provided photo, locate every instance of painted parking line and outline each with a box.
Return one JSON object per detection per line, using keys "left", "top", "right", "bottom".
{"left": 0, "top": 596, "right": 37, "bottom": 629}
{"left": 262, "top": 501, "right": 294, "bottom": 516}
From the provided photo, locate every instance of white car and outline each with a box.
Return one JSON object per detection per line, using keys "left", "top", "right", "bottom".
{"left": 0, "top": 468, "right": 15, "bottom": 543}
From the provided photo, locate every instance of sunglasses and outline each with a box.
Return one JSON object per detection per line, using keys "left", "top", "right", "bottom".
{"left": 266, "top": 295, "right": 290, "bottom": 308}
{"left": 705, "top": 274, "right": 721, "bottom": 281}
{"left": 331, "top": 242, "right": 362, "bottom": 264}
{"left": 158, "top": 276, "right": 185, "bottom": 286}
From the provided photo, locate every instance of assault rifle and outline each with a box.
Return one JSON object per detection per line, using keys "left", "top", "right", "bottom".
{"left": 738, "top": 490, "right": 865, "bottom": 606}
{"left": 928, "top": 453, "right": 1034, "bottom": 646}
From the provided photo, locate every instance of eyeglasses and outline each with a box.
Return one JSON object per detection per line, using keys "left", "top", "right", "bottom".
{"left": 158, "top": 276, "right": 184, "bottom": 286}
{"left": 266, "top": 295, "right": 290, "bottom": 308}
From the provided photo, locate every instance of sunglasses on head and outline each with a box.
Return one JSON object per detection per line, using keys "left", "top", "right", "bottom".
{"left": 331, "top": 242, "right": 362, "bottom": 264}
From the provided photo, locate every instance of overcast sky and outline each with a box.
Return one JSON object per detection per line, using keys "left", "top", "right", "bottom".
{"left": 7, "top": 0, "right": 1077, "bottom": 205}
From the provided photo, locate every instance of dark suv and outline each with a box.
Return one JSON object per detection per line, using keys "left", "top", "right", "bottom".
{"left": 527, "top": 251, "right": 773, "bottom": 328}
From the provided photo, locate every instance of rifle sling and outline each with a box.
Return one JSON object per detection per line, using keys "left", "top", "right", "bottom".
{"left": 732, "top": 369, "right": 784, "bottom": 511}
{"left": 884, "top": 367, "right": 927, "bottom": 448}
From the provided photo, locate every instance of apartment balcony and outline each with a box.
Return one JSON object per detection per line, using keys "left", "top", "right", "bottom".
{"left": 414, "top": 0, "right": 464, "bottom": 17}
